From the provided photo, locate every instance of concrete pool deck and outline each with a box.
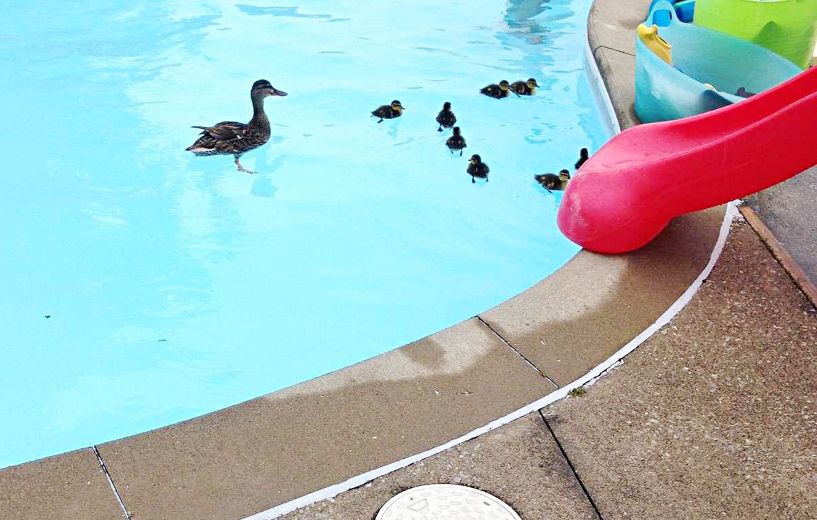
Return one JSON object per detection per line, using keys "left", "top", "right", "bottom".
{"left": 277, "top": 217, "right": 817, "bottom": 520}
{"left": 1, "top": 1, "right": 814, "bottom": 519}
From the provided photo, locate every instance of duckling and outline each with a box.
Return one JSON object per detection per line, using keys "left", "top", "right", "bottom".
{"left": 467, "top": 154, "right": 490, "bottom": 183}
{"left": 559, "top": 168, "right": 571, "bottom": 186}
{"left": 186, "top": 79, "right": 288, "bottom": 174}
{"left": 480, "top": 80, "right": 511, "bottom": 99}
{"left": 436, "top": 102, "right": 457, "bottom": 132}
{"left": 736, "top": 87, "right": 757, "bottom": 98}
{"left": 534, "top": 173, "right": 560, "bottom": 191}
{"left": 371, "top": 100, "right": 405, "bottom": 123}
{"left": 534, "top": 169, "right": 571, "bottom": 192}
{"left": 446, "top": 126, "right": 467, "bottom": 156}
{"left": 574, "top": 147, "right": 589, "bottom": 170}
{"left": 510, "top": 78, "right": 539, "bottom": 96}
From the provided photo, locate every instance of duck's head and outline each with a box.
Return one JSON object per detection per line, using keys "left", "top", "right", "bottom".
{"left": 452, "top": 126, "right": 461, "bottom": 136}
{"left": 499, "top": 80, "right": 510, "bottom": 92}
{"left": 391, "top": 100, "right": 405, "bottom": 114}
{"left": 469, "top": 154, "right": 482, "bottom": 165}
{"left": 252, "top": 79, "right": 288, "bottom": 99}
{"left": 442, "top": 101, "right": 452, "bottom": 111}
{"left": 559, "top": 169, "right": 571, "bottom": 182}
{"left": 526, "top": 78, "right": 539, "bottom": 89}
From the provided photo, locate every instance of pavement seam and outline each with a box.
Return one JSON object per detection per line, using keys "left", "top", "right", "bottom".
{"left": 739, "top": 204, "right": 817, "bottom": 310}
{"left": 592, "top": 45, "right": 636, "bottom": 58}
{"left": 538, "top": 410, "right": 604, "bottom": 520}
{"left": 476, "top": 316, "right": 559, "bottom": 388}
{"left": 92, "top": 446, "right": 133, "bottom": 519}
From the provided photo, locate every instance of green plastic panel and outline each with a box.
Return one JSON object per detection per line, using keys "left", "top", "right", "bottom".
{"left": 694, "top": 0, "right": 817, "bottom": 69}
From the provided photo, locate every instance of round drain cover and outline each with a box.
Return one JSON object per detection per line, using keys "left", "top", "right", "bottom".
{"left": 376, "top": 484, "right": 521, "bottom": 520}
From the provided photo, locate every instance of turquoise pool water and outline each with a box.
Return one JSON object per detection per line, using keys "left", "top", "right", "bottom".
{"left": 0, "top": 0, "right": 607, "bottom": 469}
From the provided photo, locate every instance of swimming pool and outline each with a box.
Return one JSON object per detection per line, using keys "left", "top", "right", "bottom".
{"left": 0, "top": 0, "right": 607, "bottom": 469}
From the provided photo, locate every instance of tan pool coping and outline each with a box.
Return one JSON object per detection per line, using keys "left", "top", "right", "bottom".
{"left": 0, "top": 1, "right": 735, "bottom": 518}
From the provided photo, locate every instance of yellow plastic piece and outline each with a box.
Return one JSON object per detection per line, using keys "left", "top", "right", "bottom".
{"left": 638, "top": 24, "right": 673, "bottom": 65}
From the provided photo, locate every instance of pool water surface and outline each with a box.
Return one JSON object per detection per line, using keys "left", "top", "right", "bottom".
{"left": 0, "top": 0, "right": 607, "bottom": 468}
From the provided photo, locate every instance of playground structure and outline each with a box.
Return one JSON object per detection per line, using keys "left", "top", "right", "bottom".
{"left": 558, "top": 0, "right": 817, "bottom": 254}
{"left": 695, "top": 0, "right": 817, "bottom": 70}
{"left": 635, "top": 0, "right": 801, "bottom": 122}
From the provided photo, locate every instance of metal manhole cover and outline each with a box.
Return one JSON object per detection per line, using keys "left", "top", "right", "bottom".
{"left": 376, "top": 484, "right": 522, "bottom": 519}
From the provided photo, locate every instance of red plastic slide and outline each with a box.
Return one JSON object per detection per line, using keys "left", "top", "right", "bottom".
{"left": 558, "top": 67, "right": 817, "bottom": 254}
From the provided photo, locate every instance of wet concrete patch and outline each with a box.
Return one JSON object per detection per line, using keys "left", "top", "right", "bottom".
{"left": 481, "top": 206, "right": 726, "bottom": 386}
{"left": 96, "top": 319, "right": 554, "bottom": 520}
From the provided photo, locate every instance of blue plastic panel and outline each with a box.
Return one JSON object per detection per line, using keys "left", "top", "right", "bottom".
{"left": 635, "top": 0, "right": 801, "bottom": 122}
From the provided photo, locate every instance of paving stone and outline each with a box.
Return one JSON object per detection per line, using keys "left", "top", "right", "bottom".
{"left": 747, "top": 165, "right": 817, "bottom": 290}
{"left": 593, "top": 46, "right": 639, "bottom": 129}
{"left": 588, "top": 0, "right": 648, "bottom": 56}
{"left": 481, "top": 206, "right": 725, "bottom": 387}
{"left": 99, "top": 319, "right": 554, "bottom": 520}
{"left": 281, "top": 413, "right": 599, "bottom": 520}
{"left": 0, "top": 449, "right": 122, "bottom": 520}
{"left": 544, "top": 223, "right": 817, "bottom": 520}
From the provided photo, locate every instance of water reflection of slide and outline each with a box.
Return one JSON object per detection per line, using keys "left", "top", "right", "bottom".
{"left": 506, "top": 0, "right": 551, "bottom": 30}
{"left": 504, "top": 0, "right": 572, "bottom": 42}
{"left": 557, "top": 67, "right": 817, "bottom": 254}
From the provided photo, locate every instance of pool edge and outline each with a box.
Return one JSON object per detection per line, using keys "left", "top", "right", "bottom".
{"left": 0, "top": 1, "right": 731, "bottom": 519}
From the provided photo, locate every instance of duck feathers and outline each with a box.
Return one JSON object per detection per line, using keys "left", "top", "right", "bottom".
{"left": 191, "top": 121, "right": 247, "bottom": 141}
{"left": 436, "top": 103, "right": 456, "bottom": 130}
{"left": 187, "top": 120, "right": 269, "bottom": 156}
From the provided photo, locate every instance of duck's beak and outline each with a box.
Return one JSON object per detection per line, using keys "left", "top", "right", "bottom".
{"left": 271, "top": 88, "right": 288, "bottom": 96}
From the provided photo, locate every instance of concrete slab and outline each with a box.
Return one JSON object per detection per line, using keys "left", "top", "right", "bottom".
{"left": 98, "top": 318, "right": 555, "bottom": 520}
{"left": 588, "top": 0, "right": 646, "bottom": 131}
{"left": 588, "top": 0, "right": 647, "bottom": 56}
{"left": 746, "top": 166, "right": 817, "bottom": 290}
{"left": 0, "top": 449, "right": 122, "bottom": 520}
{"left": 592, "top": 46, "right": 640, "bottom": 129}
{"left": 543, "top": 222, "right": 817, "bottom": 520}
{"left": 480, "top": 206, "right": 726, "bottom": 387}
{"left": 280, "top": 413, "right": 599, "bottom": 520}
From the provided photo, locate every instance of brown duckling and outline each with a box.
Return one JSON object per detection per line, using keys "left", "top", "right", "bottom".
{"left": 446, "top": 126, "right": 467, "bottom": 156}
{"left": 534, "top": 169, "right": 571, "bottom": 192}
{"left": 510, "top": 78, "right": 539, "bottom": 96}
{"left": 467, "top": 154, "right": 490, "bottom": 183}
{"left": 436, "top": 102, "right": 457, "bottom": 132}
{"left": 574, "top": 147, "right": 589, "bottom": 170}
{"left": 186, "top": 79, "right": 288, "bottom": 174}
{"left": 371, "top": 100, "right": 405, "bottom": 123}
{"left": 480, "top": 80, "right": 511, "bottom": 99}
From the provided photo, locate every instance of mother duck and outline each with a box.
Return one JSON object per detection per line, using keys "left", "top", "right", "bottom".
{"left": 186, "top": 79, "right": 287, "bottom": 173}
